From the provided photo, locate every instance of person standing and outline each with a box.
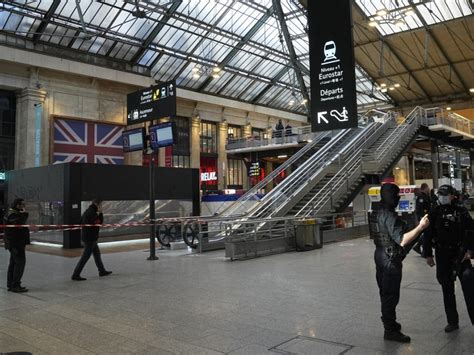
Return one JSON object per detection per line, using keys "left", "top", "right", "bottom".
{"left": 413, "top": 183, "right": 431, "bottom": 256}
{"left": 71, "top": 198, "right": 112, "bottom": 281}
{"left": 275, "top": 119, "right": 284, "bottom": 138}
{"left": 4, "top": 198, "right": 30, "bottom": 293}
{"left": 372, "top": 183, "right": 430, "bottom": 342}
{"left": 423, "top": 185, "right": 474, "bottom": 332}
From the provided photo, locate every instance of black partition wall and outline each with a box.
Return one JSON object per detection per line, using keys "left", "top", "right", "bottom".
{"left": 6, "top": 163, "right": 200, "bottom": 248}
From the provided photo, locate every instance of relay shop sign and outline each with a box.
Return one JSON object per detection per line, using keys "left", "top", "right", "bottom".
{"left": 127, "top": 80, "right": 176, "bottom": 125}
{"left": 308, "top": 0, "right": 357, "bottom": 132}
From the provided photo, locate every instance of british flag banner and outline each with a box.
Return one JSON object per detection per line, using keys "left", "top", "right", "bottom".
{"left": 53, "top": 118, "right": 124, "bottom": 165}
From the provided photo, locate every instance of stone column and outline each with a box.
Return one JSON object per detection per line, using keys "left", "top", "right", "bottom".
{"left": 190, "top": 116, "right": 201, "bottom": 169}
{"left": 15, "top": 88, "right": 47, "bottom": 169}
{"left": 265, "top": 161, "right": 273, "bottom": 193}
{"left": 407, "top": 154, "right": 415, "bottom": 185}
{"left": 218, "top": 121, "right": 228, "bottom": 190}
{"left": 470, "top": 149, "right": 474, "bottom": 186}
{"left": 242, "top": 123, "right": 252, "bottom": 189}
{"left": 431, "top": 140, "right": 439, "bottom": 188}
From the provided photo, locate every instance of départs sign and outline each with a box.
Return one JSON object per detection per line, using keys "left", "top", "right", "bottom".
{"left": 309, "top": 0, "right": 357, "bottom": 132}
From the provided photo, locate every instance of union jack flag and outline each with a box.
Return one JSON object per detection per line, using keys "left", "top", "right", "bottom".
{"left": 53, "top": 118, "right": 124, "bottom": 165}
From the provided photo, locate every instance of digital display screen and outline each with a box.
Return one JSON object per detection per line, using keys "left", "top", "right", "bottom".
{"left": 150, "top": 122, "right": 176, "bottom": 149}
{"left": 398, "top": 200, "right": 410, "bottom": 211}
{"left": 122, "top": 128, "right": 145, "bottom": 153}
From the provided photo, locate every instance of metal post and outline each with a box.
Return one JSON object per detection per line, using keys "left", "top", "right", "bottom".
{"left": 148, "top": 153, "right": 158, "bottom": 260}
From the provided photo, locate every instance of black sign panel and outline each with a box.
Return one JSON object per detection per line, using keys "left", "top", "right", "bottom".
{"left": 309, "top": 0, "right": 357, "bottom": 132}
{"left": 248, "top": 162, "right": 261, "bottom": 177}
{"left": 127, "top": 80, "right": 176, "bottom": 125}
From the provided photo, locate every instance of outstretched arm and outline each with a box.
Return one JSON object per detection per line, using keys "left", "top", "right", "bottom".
{"left": 400, "top": 214, "right": 430, "bottom": 248}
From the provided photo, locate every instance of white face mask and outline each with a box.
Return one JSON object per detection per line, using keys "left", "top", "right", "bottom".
{"left": 438, "top": 195, "right": 451, "bottom": 205}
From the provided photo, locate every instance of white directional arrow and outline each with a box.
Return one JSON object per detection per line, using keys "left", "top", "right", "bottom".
{"left": 317, "top": 111, "right": 329, "bottom": 124}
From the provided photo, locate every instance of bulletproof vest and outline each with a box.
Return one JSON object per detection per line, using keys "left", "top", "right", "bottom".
{"left": 433, "top": 205, "right": 463, "bottom": 246}
{"left": 370, "top": 209, "right": 400, "bottom": 248}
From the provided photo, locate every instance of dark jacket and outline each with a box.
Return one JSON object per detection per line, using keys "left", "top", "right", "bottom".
{"left": 423, "top": 203, "right": 474, "bottom": 258}
{"left": 4, "top": 208, "right": 30, "bottom": 250}
{"left": 81, "top": 204, "right": 103, "bottom": 243}
{"left": 415, "top": 191, "right": 431, "bottom": 220}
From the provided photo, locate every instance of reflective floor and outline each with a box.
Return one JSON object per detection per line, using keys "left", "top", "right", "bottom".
{"left": 1, "top": 237, "right": 473, "bottom": 354}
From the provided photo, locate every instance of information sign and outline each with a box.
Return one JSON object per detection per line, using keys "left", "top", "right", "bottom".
{"left": 127, "top": 80, "right": 176, "bottom": 125}
{"left": 309, "top": 0, "right": 357, "bottom": 131}
{"left": 122, "top": 128, "right": 145, "bottom": 153}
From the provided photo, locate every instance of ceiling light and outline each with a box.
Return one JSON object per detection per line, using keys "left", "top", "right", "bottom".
{"left": 469, "top": 88, "right": 474, "bottom": 93}
{"left": 193, "top": 73, "right": 201, "bottom": 79}
{"left": 374, "top": 16, "right": 383, "bottom": 21}
{"left": 404, "top": 8, "right": 415, "bottom": 17}
{"left": 376, "top": 9, "right": 388, "bottom": 16}
{"left": 212, "top": 66, "right": 221, "bottom": 73}
{"left": 301, "top": 99, "right": 308, "bottom": 104}
{"left": 192, "top": 67, "right": 200, "bottom": 73}
{"left": 277, "top": 155, "right": 288, "bottom": 159}
{"left": 369, "top": 20, "right": 378, "bottom": 27}
{"left": 394, "top": 20, "right": 405, "bottom": 27}
{"left": 389, "top": 86, "right": 395, "bottom": 91}
{"left": 446, "top": 107, "right": 452, "bottom": 111}
{"left": 380, "top": 83, "right": 387, "bottom": 87}
{"left": 212, "top": 73, "right": 220, "bottom": 79}
{"left": 381, "top": 88, "right": 388, "bottom": 93}
{"left": 395, "top": 166, "right": 401, "bottom": 170}
{"left": 289, "top": 100, "right": 295, "bottom": 106}
{"left": 394, "top": 83, "right": 401, "bottom": 88}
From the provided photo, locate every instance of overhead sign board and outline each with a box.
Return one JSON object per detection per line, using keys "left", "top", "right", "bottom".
{"left": 309, "top": 0, "right": 357, "bottom": 132}
{"left": 248, "top": 162, "right": 261, "bottom": 177}
{"left": 127, "top": 80, "right": 176, "bottom": 125}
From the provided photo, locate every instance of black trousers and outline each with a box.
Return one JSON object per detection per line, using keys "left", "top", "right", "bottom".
{"left": 435, "top": 248, "right": 474, "bottom": 325}
{"left": 7, "top": 246, "right": 26, "bottom": 289}
{"left": 72, "top": 241, "right": 106, "bottom": 277}
{"left": 375, "top": 246, "right": 403, "bottom": 331}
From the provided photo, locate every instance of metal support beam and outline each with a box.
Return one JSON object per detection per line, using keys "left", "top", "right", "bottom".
{"left": 33, "top": 0, "right": 61, "bottom": 43}
{"left": 197, "top": 7, "right": 274, "bottom": 92}
{"left": 130, "top": 0, "right": 182, "bottom": 65}
{"left": 352, "top": 3, "right": 432, "bottom": 101}
{"left": 251, "top": 66, "right": 290, "bottom": 104}
{"left": 273, "top": 0, "right": 310, "bottom": 111}
{"left": 408, "top": 1, "right": 470, "bottom": 93}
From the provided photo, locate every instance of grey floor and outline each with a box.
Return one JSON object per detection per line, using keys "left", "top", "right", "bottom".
{"left": 1, "top": 237, "right": 473, "bottom": 355}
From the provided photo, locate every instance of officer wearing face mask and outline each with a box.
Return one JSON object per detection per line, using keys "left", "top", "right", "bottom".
{"left": 423, "top": 184, "right": 474, "bottom": 333}
{"left": 372, "top": 183, "right": 430, "bottom": 343}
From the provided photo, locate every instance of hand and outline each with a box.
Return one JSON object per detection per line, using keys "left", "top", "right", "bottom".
{"left": 418, "top": 214, "right": 430, "bottom": 230}
{"left": 461, "top": 250, "right": 472, "bottom": 263}
{"left": 426, "top": 256, "right": 435, "bottom": 267}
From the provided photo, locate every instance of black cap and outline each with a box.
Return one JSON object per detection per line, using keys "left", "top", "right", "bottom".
{"left": 438, "top": 184, "right": 455, "bottom": 196}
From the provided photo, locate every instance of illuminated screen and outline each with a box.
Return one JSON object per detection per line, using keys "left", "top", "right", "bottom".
{"left": 150, "top": 122, "right": 175, "bottom": 149}
{"left": 398, "top": 200, "right": 410, "bottom": 211}
{"left": 122, "top": 128, "right": 144, "bottom": 152}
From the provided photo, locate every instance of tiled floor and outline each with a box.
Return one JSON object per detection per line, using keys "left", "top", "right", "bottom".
{"left": 1, "top": 237, "right": 473, "bottom": 354}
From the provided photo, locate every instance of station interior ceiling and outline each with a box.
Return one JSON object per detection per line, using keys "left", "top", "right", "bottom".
{"left": 0, "top": 0, "right": 472, "bottom": 117}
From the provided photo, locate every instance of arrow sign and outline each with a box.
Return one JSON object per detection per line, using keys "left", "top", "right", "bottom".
{"left": 317, "top": 111, "right": 329, "bottom": 124}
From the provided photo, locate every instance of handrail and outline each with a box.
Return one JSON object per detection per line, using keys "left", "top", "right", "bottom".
{"left": 217, "top": 129, "right": 342, "bottom": 217}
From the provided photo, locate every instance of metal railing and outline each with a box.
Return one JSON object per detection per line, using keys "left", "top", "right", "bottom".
{"left": 216, "top": 129, "right": 338, "bottom": 217}
{"left": 426, "top": 107, "right": 474, "bottom": 136}
{"left": 226, "top": 125, "right": 314, "bottom": 151}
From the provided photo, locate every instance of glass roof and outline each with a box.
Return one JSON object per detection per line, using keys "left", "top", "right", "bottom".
{"left": 356, "top": 0, "right": 472, "bottom": 36}
{"left": 0, "top": 0, "right": 424, "bottom": 114}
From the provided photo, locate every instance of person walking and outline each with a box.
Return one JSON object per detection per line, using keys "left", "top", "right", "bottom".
{"left": 372, "top": 183, "right": 430, "bottom": 343}
{"left": 4, "top": 198, "right": 30, "bottom": 293}
{"left": 423, "top": 185, "right": 474, "bottom": 333}
{"left": 71, "top": 198, "right": 112, "bottom": 281}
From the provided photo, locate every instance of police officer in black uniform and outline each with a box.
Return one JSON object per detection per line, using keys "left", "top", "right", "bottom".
{"left": 413, "top": 183, "right": 431, "bottom": 255}
{"left": 423, "top": 184, "right": 474, "bottom": 332}
{"left": 372, "top": 183, "right": 430, "bottom": 343}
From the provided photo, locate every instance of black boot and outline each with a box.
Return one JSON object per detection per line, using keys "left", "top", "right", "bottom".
{"left": 444, "top": 324, "right": 459, "bottom": 333}
{"left": 384, "top": 330, "right": 411, "bottom": 343}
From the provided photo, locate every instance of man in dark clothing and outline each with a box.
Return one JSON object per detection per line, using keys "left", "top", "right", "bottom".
{"left": 372, "top": 184, "right": 430, "bottom": 343}
{"left": 4, "top": 198, "right": 30, "bottom": 293}
{"left": 275, "top": 119, "right": 284, "bottom": 138}
{"left": 71, "top": 198, "right": 112, "bottom": 281}
{"left": 423, "top": 185, "right": 474, "bottom": 333}
{"left": 413, "top": 183, "right": 431, "bottom": 256}
{"left": 285, "top": 122, "right": 292, "bottom": 136}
